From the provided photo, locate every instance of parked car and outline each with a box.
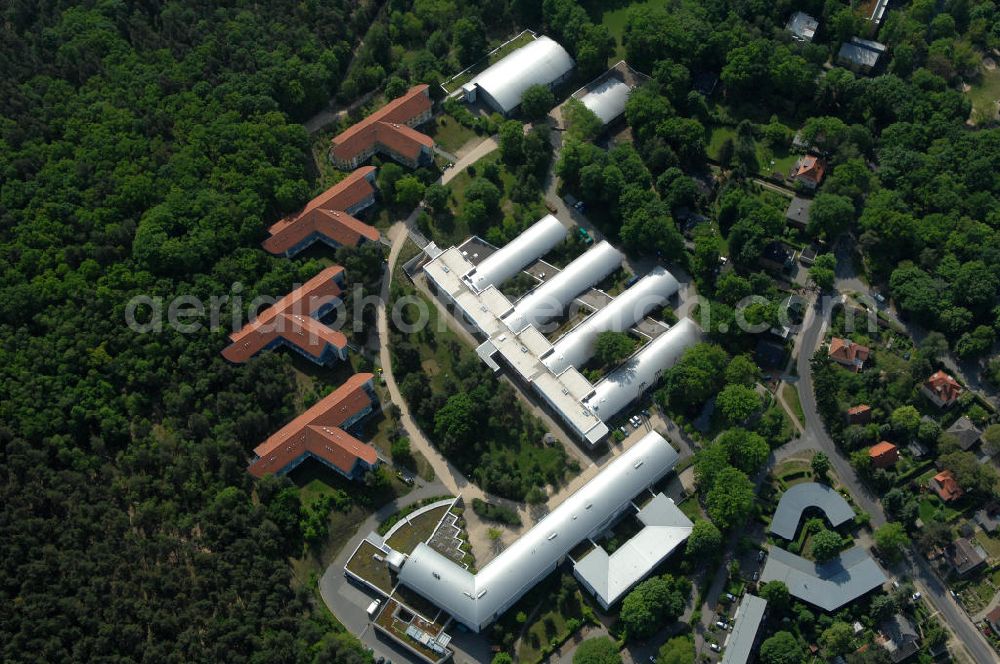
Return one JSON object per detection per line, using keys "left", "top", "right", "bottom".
{"left": 709, "top": 643, "right": 722, "bottom": 652}
{"left": 725, "top": 593, "right": 736, "bottom": 602}
{"left": 641, "top": 409, "right": 651, "bottom": 418}
{"left": 758, "top": 550, "right": 766, "bottom": 562}
{"left": 752, "top": 571, "right": 759, "bottom": 581}
{"left": 716, "top": 621, "right": 728, "bottom": 630}
{"left": 912, "top": 592, "right": 922, "bottom": 601}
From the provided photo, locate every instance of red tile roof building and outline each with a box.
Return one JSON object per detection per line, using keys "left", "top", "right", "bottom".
{"left": 221, "top": 266, "right": 349, "bottom": 366}
{"left": 921, "top": 370, "right": 963, "bottom": 408}
{"left": 828, "top": 337, "right": 870, "bottom": 372}
{"left": 930, "top": 470, "right": 964, "bottom": 502}
{"left": 869, "top": 441, "right": 899, "bottom": 468}
{"left": 248, "top": 373, "right": 379, "bottom": 479}
{"left": 263, "top": 167, "right": 379, "bottom": 257}
{"left": 792, "top": 154, "right": 826, "bottom": 189}
{"left": 986, "top": 606, "right": 1000, "bottom": 634}
{"left": 330, "top": 85, "right": 434, "bottom": 169}
{"left": 847, "top": 404, "right": 872, "bottom": 425}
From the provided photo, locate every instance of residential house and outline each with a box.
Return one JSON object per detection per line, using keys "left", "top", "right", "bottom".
{"left": 921, "top": 370, "right": 963, "bottom": 408}
{"left": 869, "top": 442, "right": 899, "bottom": 469}
{"left": 330, "top": 85, "right": 434, "bottom": 169}
{"left": 785, "top": 195, "right": 813, "bottom": 230}
{"left": 247, "top": 373, "right": 380, "bottom": 479}
{"left": 942, "top": 537, "right": 987, "bottom": 577}
{"left": 847, "top": 404, "right": 872, "bottom": 425}
{"left": 786, "top": 12, "right": 819, "bottom": 42}
{"left": 791, "top": 155, "right": 826, "bottom": 189}
{"left": 929, "top": 470, "right": 964, "bottom": 502}
{"left": 828, "top": 337, "right": 870, "bottom": 372}
{"left": 263, "top": 167, "right": 380, "bottom": 257}
{"left": 837, "top": 37, "right": 887, "bottom": 75}
{"left": 221, "top": 265, "right": 349, "bottom": 366}
{"left": 798, "top": 244, "right": 817, "bottom": 266}
{"left": 760, "top": 241, "right": 796, "bottom": 272}
{"left": 974, "top": 502, "right": 1000, "bottom": 534}
{"left": 876, "top": 615, "right": 920, "bottom": 663}
{"left": 986, "top": 606, "right": 1000, "bottom": 635}
{"left": 945, "top": 415, "right": 982, "bottom": 452}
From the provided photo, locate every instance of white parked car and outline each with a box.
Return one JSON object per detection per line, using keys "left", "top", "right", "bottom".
{"left": 911, "top": 592, "right": 922, "bottom": 601}
{"left": 716, "top": 620, "right": 728, "bottom": 630}
{"left": 709, "top": 643, "right": 721, "bottom": 652}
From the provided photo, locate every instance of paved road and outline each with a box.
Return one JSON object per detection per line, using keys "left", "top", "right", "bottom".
{"left": 794, "top": 292, "right": 996, "bottom": 663}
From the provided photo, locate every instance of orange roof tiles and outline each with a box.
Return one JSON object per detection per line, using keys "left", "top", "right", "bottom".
{"left": 932, "top": 470, "right": 964, "bottom": 502}
{"left": 222, "top": 266, "right": 348, "bottom": 363}
{"left": 264, "top": 167, "right": 378, "bottom": 255}
{"left": 331, "top": 85, "right": 433, "bottom": 164}
{"left": 869, "top": 441, "right": 898, "bottom": 468}
{"left": 829, "top": 337, "right": 870, "bottom": 371}
{"left": 248, "top": 373, "right": 378, "bottom": 478}
{"left": 925, "top": 370, "right": 962, "bottom": 405}
{"left": 793, "top": 155, "right": 826, "bottom": 184}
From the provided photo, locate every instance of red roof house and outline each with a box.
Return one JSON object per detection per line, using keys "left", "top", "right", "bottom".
{"left": 869, "top": 441, "right": 899, "bottom": 469}
{"left": 846, "top": 404, "right": 872, "bottom": 425}
{"left": 828, "top": 337, "right": 870, "bottom": 372}
{"left": 930, "top": 470, "right": 964, "bottom": 502}
{"left": 921, "top": 370, "right": 963, "bottom": 408}
{"left": 221, "top": 265, "right": 349, "bottom": 366}
{"left": 330, "top": 85, "right": 434, "bottom": 169}
{"left": 792, "top": 154, "right": 826, "bottom": 189}
{"left": 263, "top": 166, "right": 379, "bottom": 257}
{"left": 248, "top": 373, "right": 379, "bottom": 479}
{"left": 986, "top": 606, "right": 1000, "bottom": 634}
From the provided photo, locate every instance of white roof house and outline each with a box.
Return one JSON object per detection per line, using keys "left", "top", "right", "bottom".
{"left": 583, "top": 318, "right": 701, "bottom": 421}
{"left": 503, "top": 241, "right": 622, "bottom": 333}
{"left": 543, "top": 267, "right": 680, "bottom": 375}
{"left": 573, "top": 492, "right": 693, "bottom": 609}
{"left": 721, "top": 594, "right": 768, "bottom": 664}
{"left": 465, "top": 36, "right": 574, "bottom": 114}
{"left": 397, "top": 431, "right": 681, "bottom": 631}
{"left": 464, "top": 214, "right": 566, "bottom": 292}
{"left": 580, "top": 75, "right": 633, "bottom": 125}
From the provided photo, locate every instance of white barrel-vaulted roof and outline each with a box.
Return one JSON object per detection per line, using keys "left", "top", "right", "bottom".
{"left": 583, "top": 318, "right": 701, "bottom": 420}
{"left": 464, "top": 214, "right": 566, "bottom": 292}
{"left": 543, "top": 267, "right": 680, "bottom": 375}
{"left": 503, "top": 241, "right": 622, "bottom": 333}
{"left": 581, "top": 75, "right": 633, "bottom": 125}
{"left": 469, "top": 36, "right": 574, "bottom": 114}
{"left": 397, "top": 431, "right": 680, "bottom": 632}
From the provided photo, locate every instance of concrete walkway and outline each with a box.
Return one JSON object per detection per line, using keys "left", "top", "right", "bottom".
{"left": 441, "top": 136, "right": 498, "bottom": 185}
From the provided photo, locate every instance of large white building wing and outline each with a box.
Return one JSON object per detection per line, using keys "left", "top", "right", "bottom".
{"left": 543, "top": 267, "right": 680, "bottom": 374}
{"left": 464, "top": 214, "right": 566, "bottom": 292}
{"left": 468, "top": 36, "right": 574, "bottom": 114}
{"left": 583, "top": 318, "right": 700, "bottom": 420}
{"left": 503, "top": 241, "right": 622, "bottom": 333}
{"left": 397, "top": 431, "right": 679, "bottom": 631}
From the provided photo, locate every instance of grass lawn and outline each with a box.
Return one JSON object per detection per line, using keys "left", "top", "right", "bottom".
{"left": 978, "top": 534, "right": 1000, "bottom": 562}
{"left": 680, "top": 497, "right": 704, "bottom": 522}
{"left": 707, "top": 126, "right": 798, "bottom": 177}
{"left": 782, "top": 384, "right": 806, "bottom": 427}
{"left": 516, "top": 582, "right": 588, "bottom": 663}
{"left": 601, "top": 0, "right": 670, "bottom": 60}
{"left": 967, "top": 63, "right": 1000, "bottom": 124}
{"left": 919, "top": 495, "right": 960, "bottom": 524}
{"left": 426, "top": 114, "right": 477, "bottom": 155}
{"left": 385, "top": 504, "right": 450, "bottom": 554}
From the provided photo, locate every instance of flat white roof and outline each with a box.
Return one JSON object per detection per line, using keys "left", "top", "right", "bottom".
{"left": 503, "top": 241, "right": 621, "bottom": 333}
{"left": 545, "top": 267, "right": 680, "bottom": 375}
{"left": 465, "top": 215, "right": 566, "bottom": 292}
{"left": 573, "top": 493, "right": 692, "bottom": 608}
{"left": 469, "top": 36, "right": 574, "bottom": 114}
{"left": 584, "top": 318, "right": 701, "bottom": 421}
{"left": 397, "top": 431, "right": 679, "bottom": 631}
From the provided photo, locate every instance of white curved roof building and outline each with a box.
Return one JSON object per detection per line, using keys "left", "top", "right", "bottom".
{"left": 464, "top": 36, "right": 574, "bottom": 114}
{"left": 581, "top": 75, "right": 633, "bottom": 125}
{"left": 464, "top": 215, "right": 566, "bottom": 293}
{"left": 397, "top": 431, "right": 681, "bottom": 632}
{"left": 543, "top": 267, "right": 680, "bottom": 375}
{"left": 583, "top": 318, "right": 700, "bottom": 420}
{"left": 503, "top": 241, "right": 622, "bottom": 333}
